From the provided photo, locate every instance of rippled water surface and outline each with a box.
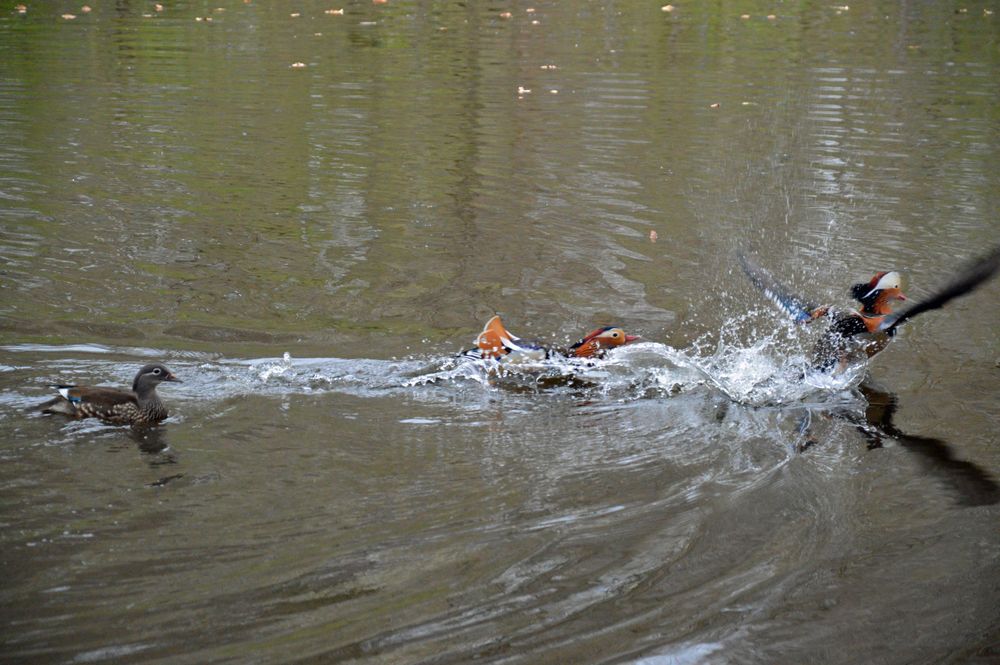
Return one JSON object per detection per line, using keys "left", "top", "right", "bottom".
{"left": 2, "top": 2, "right": 1000, "bottom": 663}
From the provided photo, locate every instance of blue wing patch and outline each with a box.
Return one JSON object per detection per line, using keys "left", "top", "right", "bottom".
{"left": 737, "top": 252, "right": 821, "bottom": 324}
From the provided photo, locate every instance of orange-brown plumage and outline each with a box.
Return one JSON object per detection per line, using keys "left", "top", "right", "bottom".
{"left": 466, "top": 316, "right": 638, "bottom": 362}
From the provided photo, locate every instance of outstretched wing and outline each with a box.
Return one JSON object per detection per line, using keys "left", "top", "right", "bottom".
{"left": 737, "top": 252, "right": 824, "bottom": 323}
{"left": 877, "top": 246, "right": 1000, "bottom": 333}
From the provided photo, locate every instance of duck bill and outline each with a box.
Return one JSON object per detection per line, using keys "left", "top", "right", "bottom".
{"left": 624, "top": 334, "right": 641, "bottom": 343}
{"left": 883, "top": 288, "right": 906, "bottom": 302}
{"left": 166, "top": 373, "right": 182, "bottom": 382}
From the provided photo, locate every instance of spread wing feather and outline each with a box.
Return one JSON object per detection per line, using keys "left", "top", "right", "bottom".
{"left": 737, "top": 252, "right": 821, "bottom": 323}
{"left": 877, "top": 246, "right": 1000, "bottom": 333}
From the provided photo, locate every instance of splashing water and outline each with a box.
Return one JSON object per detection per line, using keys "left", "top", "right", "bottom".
{"left": 2, "top": 312, "right": 868, "bottom": 413}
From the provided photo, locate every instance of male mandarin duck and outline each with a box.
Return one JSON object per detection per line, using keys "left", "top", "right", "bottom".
{"left": 809, "top": 270, "right": 907, "bottom": 372}
{"left": 465, "top": 315, "right": 639, "bottom": 362}
{"left": 37, "top": 363, "right": 181, "bottom": 426}
{"left": 738, "top": 247, "right": 1000, "bottom": 373}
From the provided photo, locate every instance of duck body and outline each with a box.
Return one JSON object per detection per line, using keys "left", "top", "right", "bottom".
{"left": 38, "top": 363, "right": 181, "bottom": 426}
{"left": 811, "top": 309, "right": 897, "bottom": 372}
{"left": 462, "top": 315, "right": 638, "bottom": 363}
{"left": 811, "top": 271, "right": 906, "bottom": 372}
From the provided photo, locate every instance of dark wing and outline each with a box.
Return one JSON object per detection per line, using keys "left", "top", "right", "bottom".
{"left": 877, "top": 246, "right": 1000, "bottom": 333}
{"left": 737, "top": 251, "right": 823, "bottom": 323}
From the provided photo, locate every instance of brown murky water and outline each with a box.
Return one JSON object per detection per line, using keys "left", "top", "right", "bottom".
{"left": 2, "top": 2, "right": 1000, "bottom": 663}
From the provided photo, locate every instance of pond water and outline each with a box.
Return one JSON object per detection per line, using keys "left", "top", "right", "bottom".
{"left": 2, "top": 1, "right": 999, "bottom": 663}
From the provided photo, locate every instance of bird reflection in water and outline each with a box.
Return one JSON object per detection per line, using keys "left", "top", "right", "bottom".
{"left": 799, "top": 382, "right": 999, "bottom": 507}
{"left": 127, "top": 426, "right": 184, "bottom": 486}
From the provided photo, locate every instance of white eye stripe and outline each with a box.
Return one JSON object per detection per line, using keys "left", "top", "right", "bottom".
{"left": 864, "top": 271, "right": 902, "bottom": 298}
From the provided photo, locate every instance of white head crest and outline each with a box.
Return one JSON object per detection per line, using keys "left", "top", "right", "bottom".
{"left": 863, "top": 271, "right": 902, "bottom": 299}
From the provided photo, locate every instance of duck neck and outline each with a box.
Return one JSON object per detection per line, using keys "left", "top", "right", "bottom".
{"left": 135, "top": 383, "right": 161, "bottom": 405}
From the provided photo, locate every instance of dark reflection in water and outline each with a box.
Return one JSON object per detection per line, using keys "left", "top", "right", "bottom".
{"left": 800, "top": 381, "right": 1000, "bottom": 508}
{"left": 127, "top": 425, "right": 176, "bottom": 460}
{"left": 854, "top": 383, "right": 1000, "bottom": 507}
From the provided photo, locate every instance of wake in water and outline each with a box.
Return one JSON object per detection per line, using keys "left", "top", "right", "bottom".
{"left": 1, "top": 311, "right": 868, "bottom": 413}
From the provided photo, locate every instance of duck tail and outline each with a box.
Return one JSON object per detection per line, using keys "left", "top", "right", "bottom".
{"left": 34, "top": 395, "right": 76, "bottom": 416}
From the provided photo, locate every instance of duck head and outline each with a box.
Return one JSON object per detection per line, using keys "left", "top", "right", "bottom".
{"left": 132, "top": 363, "right": 181, "bottom": 394}
{"left": 569, "top": 326, "right": 640, "bottom": 358}
{"left": 851, "top": 271, "right": 907, "bottom": 315}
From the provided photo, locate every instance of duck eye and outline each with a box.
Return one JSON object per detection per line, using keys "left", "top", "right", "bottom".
{"left": 611, "top": 332, "right": 619, "bottom": 338}
{"left": 152, "top": 368, "right": 162, "bottom": 375}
